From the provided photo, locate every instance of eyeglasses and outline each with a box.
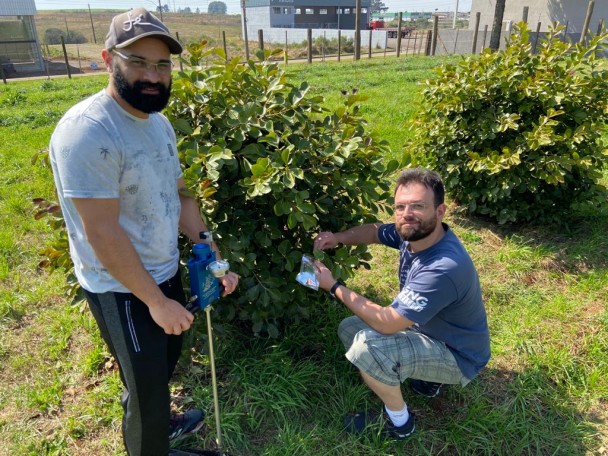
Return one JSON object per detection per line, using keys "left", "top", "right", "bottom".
{"left": 394, "top": 202, "right": 429, "bottom": 214}
{"left": 112, "top": 50, "right": 174, "bottom": 75}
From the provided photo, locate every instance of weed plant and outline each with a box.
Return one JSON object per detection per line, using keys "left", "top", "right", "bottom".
{"left": 0, "top": 57, "right": 606, "bottom": 455}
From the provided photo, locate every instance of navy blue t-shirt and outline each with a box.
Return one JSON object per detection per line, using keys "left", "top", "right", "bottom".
{"left": 378, "top": 223, "right": 490, "bottom": 380}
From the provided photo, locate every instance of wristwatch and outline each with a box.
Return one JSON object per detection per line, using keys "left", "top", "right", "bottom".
{"left": 329, "top": 279, "right": 345, "bottom": 300}
{"left": 199, "top": 230, "right": 213, "bottom": 243}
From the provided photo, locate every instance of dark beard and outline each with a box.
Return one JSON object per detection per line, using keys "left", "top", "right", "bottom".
{"left": 113, "top": 64, "right": 171, "bottom": 114}
{"left": 397, "top": 214, "right": 437, "bottom": 242}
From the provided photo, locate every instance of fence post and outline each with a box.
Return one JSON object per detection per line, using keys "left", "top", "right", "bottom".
{"left": 396, "top": 12, "right": 403, "bottom": 57}
{"left": 453, "top": 29, "right": 460, "bottom": 54}
{"left": 431, "top": 15, "right": 439, "bottom": 55}
{"left": 258, "top": 29, "right": 264, "bottom": 52}
{"left": 223, "top": 31, "right": 228, "bottom": 61}
{"left": 60, "top": 36, "right": 72, "bottom": 79}
{"left": 580, "top": 0, "right": 595, "bottom": 44}
{"left": 307, "top": 28, "right": 312, "bottom": 64}
{"left": 425, "top": 30, "right": 432, "bottom": 55}
{"left": 522, "top": 6, "right": 529, "bottom": 24}
{"left": 175, "top": 32, "right": 184, "bottom": 71}
{"left": 490, "top": 0, "right": 506, "bottom": 50}
{"left": 0, "top": 64, "right": 6, "bottom": 84}
{"left": 597, "top": 19, "right": 604, "bottom": 35}
{"left": 284, "top": 30, "right": 288, "bottom": 65}
{"left": 323, "top": 31, "right": 326, "bottom": 62}
{"left": 338, "top": 30, "right": 341, "bottom": 62}
{"left": 533, "top": 22, "right": 541, "bottom": 53}
{"left": 384, "top": 32, "right": 387, "bottom": 57}
{"left": 481, "top": 25, "right": 489, "bottom": 51}
{"left": 368, "top": 29, "right": 372, "bottom": 58}
{"left": 472, "top": 12, "right": 481, "bottom": 54}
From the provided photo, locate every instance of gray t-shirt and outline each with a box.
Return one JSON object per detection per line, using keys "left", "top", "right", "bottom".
{"left": 49, "top": 90, "right": 182, "bottom": 293}
{"left": 378, "top": 223, "right": 491, "bottom": 380}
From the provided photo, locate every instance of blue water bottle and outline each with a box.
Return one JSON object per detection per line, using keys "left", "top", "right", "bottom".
{"left": 187, "top": 243, "right": 221, "bottom": 310}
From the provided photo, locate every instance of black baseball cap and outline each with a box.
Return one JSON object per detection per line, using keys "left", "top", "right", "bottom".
{"left": 105, "top": 8, "right": 182, "bottom": 54}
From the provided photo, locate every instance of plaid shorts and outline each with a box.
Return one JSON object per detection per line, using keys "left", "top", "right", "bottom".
{"left": 338, "top": 316, "right": 470, "bottom": 387}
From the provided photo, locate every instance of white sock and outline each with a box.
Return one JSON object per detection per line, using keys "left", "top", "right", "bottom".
{"left": 385, "top": 404, "right": 409, "bottom": 427}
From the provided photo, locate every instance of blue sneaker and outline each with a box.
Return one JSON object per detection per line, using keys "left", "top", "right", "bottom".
{"left": 343, "top": 410, "right": 416, "bottom": 439}
{"left": 169, "top": 409, "right": 205, "bottom": 441}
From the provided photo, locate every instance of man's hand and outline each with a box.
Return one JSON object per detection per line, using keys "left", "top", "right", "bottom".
{"left": 314, "top": 231, "right": 340, "bottom": 251}
{"left": 314, "top": 260, "right": 337, "bottom": 292}
{"left": 219, "top": 271, "right": 239, "bottom": 297}
{"left": 148, "top": 298, "right": 195, "bottom": 335}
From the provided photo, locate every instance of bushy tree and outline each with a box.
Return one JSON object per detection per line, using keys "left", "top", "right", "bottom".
{"left": 44, "top": 28, "right": 87, "bottom": 45}
{"left": 208, "top": 1, "right": 227, "bottom": 15}
{"left": 164, "top": 45, "right": 398, "bottom": 336}
{"left": 407, "top": 24, "right": 608, "bottom": 224}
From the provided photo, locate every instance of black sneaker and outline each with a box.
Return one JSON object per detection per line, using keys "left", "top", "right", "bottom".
{"left": 343, "top": 410, "right": 416, "bottom": 439}
{"left": 169, "top": 409, "right": 205, "bottom": 441}
{"left": 410, "top": 379, "right": 445, "bottom": 398}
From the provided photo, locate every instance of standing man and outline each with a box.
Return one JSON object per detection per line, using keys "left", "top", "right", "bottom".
{"left": 49, "top": 9, "right": 238, "bottom": 456}
{"left": 313, "top": 168, "right": 490, "bottom": 438}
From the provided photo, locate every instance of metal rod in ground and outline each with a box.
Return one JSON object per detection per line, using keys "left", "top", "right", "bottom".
{"left": 205, "top": 305, "right": 223, "bottom": 451}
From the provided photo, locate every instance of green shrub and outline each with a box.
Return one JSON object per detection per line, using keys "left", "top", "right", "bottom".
{"left": 44, "top": 28, "right": 87, "bottom": 45}
{"left": 165, "top": 45, "right": 398, "bottom": 336}
{"left": 407, "top": 24, "right": 608, "bottom": 224}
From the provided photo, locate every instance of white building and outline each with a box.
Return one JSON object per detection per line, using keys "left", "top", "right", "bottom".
{"left": 0, "top": 0, "right": 44, "bottom": 74}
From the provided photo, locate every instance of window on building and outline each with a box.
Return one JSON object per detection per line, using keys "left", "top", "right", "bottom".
{"left": 320, "top": 8, "right": 328, "bottom": 14}
{"left": 272, "top": 7, "right": 281, "bottom": 14}
{"left": 295, "top": 8, "right": 301, "bottom": 14}
{"left": 344, "top": 8, "right": 351, "bottom": 14}
{"left": 361, "top": 8, "right": 367, "bottom": 13}
{"left": 283, "top": 7, "right": 291, "bottom": 14}
{"left": 305, "top": 8, "right": 314, "bottom": 14}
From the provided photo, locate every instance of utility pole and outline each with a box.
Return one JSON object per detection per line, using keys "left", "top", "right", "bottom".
{"left": 354, "top": 0, "right": 361, "bottom": 60}
{"left": 88, "top": 4, "right": 97, "bottom": 43}
{"left": 453, "top": 0, "right": 459, "bottom": 29}
{"left": 158, "top": 0, "right": 164, "bottom": 21}
{"left": 241, "top": 0, "right": 250, "bottom": 60}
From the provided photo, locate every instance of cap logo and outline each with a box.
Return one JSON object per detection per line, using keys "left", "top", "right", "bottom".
{"left": 122, "top": 12, "right": 166, "bottom": 32}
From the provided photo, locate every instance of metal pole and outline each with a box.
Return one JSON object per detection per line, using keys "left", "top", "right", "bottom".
{"left": 471, "top": 12, "right": 481, "bottom": 54}
{"left": 431, "top": 14, "right": 439, "bottom": 55}
{"left": 580, "top": 0, "right": 595, "bottom": 44}
{"left": 396, "top": 12, "right": 403, "bottom": 57}
{"left": 522, "top": 6, "right": 529, "bottom": 24}
{"left": 368, "top": 29, "right": 372, "bottom": 58}
{"left": 223, "top": 30, "right": 228, "bottom": 61}
{"left": 205, "top": 306, "right": 223, "bottom": 452}
{"left": 88, "top": 4, "right": 97, "bottom": 43}
{"left": 60, "top": 35, "right": 72, "bottom": 79}
{"left": 307, "top": 28, "right": 312, "bottom": 63}
{"left": 354, "top": 0, "right": 361, "bottom": 60}
{"left": 533, "top": 21, "right": 541, "bottom": 53}
{"left": 241, "top": 0, "right": 250, "bottom": 61}
{"left": 453, "top": 0, "right": 459, "bottom": 29}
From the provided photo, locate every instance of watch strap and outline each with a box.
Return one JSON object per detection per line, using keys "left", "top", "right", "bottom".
{"left": 329, "top": 279, "right": 345, "bottom": 299}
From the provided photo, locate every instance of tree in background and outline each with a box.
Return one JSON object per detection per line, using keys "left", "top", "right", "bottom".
{"left": 370, "top": 0, "right": 389, "bottom": 14}
{"left": 44, "top": 28, "right": 87, "bottom": 44}
{"left": 156, "top": 4, "right": 170, "bottom": 14}
{"left": 208, "top": 1, "right": 227, "bottom": 15}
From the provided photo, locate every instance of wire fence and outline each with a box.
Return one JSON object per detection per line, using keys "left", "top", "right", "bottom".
{"left": 1, "top": 3, "right": 607, "bottom": 82}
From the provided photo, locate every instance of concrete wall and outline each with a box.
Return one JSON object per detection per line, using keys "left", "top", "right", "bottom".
{"left": 470, "top": 0, "right": 607, "bottom": 33}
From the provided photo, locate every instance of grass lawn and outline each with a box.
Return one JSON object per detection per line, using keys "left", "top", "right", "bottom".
{"left": 0, "top": 55, "right": 606, "bottom": 456}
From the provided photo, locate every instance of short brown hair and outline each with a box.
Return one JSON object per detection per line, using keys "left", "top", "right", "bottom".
{"left": 395, "top": 168, "right": 445, "bottom": 207}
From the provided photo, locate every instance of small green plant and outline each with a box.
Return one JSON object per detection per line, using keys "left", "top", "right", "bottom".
{"left": 407, "top": 24, "right": 608, "bottom": 224}
{"left": 165, "top": 44, "right": 398, "bottom": 335}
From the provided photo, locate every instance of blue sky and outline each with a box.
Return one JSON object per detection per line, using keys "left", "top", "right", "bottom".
{"left": 34, "top": 1, "right": 473, "bottom": 15}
